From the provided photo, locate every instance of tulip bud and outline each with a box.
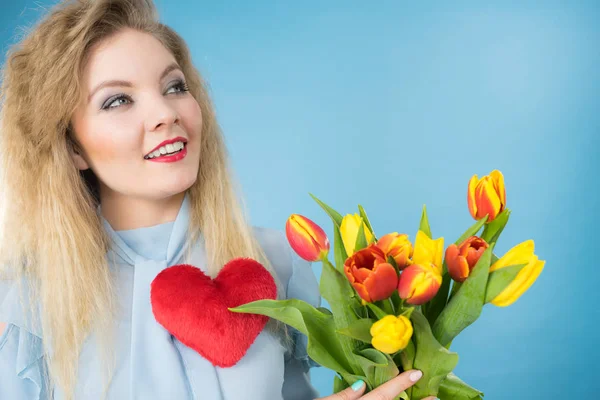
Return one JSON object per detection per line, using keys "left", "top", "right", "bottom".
{"left": 285, "top": 214, "right": 330, "bottom": 262}
{"left": 489, "top": 240, "right": 545, "bottom": 307}
{"left": 376, "top": 233, "right": 413, "bottom": 270}
{"left": 397, "top": 263, "right": 442, "bottom": 305}
{"left": 340, "top": 213, "right": 374, "bottom": 256}
{"left": 412, "top": 230, "right": 444, "bottom": 275}
{"left": 370, "top": 315, "right": 413, "bottom": 354}
{"left": 344, "top": 244, "right": 398, "bottom": 303}
{"left": 445, "top": 236, "right": 489, "bottom": 282}
{"left": 468, "top": 169, "right": 506, "bottom": 223}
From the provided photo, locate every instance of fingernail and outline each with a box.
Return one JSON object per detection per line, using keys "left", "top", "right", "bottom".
{"left": 351, "top": 380, "right": 365, "bottom": 391}
{"left": 409, "top": 370, "right": 423, "bottom": 382}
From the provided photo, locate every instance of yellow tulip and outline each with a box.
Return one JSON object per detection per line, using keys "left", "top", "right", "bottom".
{"left": 468, "top": 170, "right": 506, "bottom": 223}
{"left": 370, "top": 315, "right": 413, "bottom": 354}
{"left": 412, "top": 230, "right": 444, "bottom": 274}
{"left": 489, "top": 240, "right": 545, "bottom": 307}
{"left": 340, "top": 213, "right": 374, "bottom": 256}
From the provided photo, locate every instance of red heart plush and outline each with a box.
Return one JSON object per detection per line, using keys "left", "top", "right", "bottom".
{"left": 150, "top": 258, "right": 277, "bottom": 368}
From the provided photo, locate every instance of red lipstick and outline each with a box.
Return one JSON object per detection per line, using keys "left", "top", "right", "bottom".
{"left": 145, "top": 136, "right": 187, "bottom": 156}
{"left": 144, "top": 136, "right": 188, "bottom": 163}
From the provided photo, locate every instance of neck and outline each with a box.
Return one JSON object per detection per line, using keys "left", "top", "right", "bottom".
{"left": 99, "top": 189, "right": 186, "bottom": 231}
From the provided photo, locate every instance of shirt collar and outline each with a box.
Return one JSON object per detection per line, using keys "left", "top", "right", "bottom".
{"left": 99, "top": 192, "right": 192, "bottom": 266}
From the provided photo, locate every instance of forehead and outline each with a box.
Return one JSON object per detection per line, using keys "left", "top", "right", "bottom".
{"left": 81, "top": 28, "right": 177, "bottom": 87}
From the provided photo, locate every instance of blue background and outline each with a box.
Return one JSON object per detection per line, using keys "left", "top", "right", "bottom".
{"left": 2, "top": 1, "right": 598, "bottom": 398}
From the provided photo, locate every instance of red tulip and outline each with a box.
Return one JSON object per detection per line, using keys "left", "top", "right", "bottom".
{"left": 397, "top": 263, "right": 442, "bottom": 305}
{"left": 285, "top": 214, "right": 330, "bottom": 262}
{"left": 344, "top": 244, "right": 398, "bottom": 303}
{"left": 445, "top": 236, "right": 489, "bottom": 282}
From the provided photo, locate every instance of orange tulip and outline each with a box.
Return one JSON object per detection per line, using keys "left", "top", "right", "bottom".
{"left": 344, "top": 244, "right": 398, "bottom": 303}
{"left": 376, "top": 233, "right": 413, "bottom": 270}
{"left": 285, "top": 214, "right": 330, "bottom": 262}
{"left": 445, "top": 236, "right": 489, "bottom": 282}
{"left": 397, "top": 263, "right": 442, "bottom": 305}
{"left": 468, "top": 170, "right": 506, "bottom": 223}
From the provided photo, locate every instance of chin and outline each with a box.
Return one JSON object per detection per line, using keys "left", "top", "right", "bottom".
{"left": 172, "top": 172, "right": 198, "bottom": 193}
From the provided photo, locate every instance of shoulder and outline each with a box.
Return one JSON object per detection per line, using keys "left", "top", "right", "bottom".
{"left": 0, "top": 281, "right": 47, "bottom": 398}
{"left": 252, "top": 227, "right": 295, "bottom": 288}
{"left": 0, "top": 279, "right": 43, "bottom": 339}
{"left": 0, "top": 321, "right": 47, "bottom": 398}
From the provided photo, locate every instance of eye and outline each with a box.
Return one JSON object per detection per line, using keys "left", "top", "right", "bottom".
{"left": 166, "top": 79, "right": 190, "bottom": 95}
{"left": 102, "top": 94, "right": 132, "bottom": 110}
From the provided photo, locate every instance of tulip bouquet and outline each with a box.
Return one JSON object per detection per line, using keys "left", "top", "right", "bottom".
{"left": 230, "top": 170, "right": 545, "bottom": 400}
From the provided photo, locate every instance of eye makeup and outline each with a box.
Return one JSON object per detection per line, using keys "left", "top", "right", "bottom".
{"left": 100, "top": 78, "right": 190, "bottom": 111}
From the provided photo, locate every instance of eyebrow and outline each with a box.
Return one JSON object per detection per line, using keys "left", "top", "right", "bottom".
{"left": 87, "top": 62, "right": 182, "bottom": 103}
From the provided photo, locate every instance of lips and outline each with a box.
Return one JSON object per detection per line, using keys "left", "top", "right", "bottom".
{"left": 144, "top": 136, "right": 188, "bottom": 158}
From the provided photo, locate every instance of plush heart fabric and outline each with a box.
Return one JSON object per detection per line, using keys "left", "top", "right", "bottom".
{"left": 150, "top": 258, "right": 277, "bottom": 368}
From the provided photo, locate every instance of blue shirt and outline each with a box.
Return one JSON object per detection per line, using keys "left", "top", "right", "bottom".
{"left": 0, "top": 193, "right": 322, "bottom": 399}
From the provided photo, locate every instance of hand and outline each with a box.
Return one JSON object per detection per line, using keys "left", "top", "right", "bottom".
{"left": 315, "top": 369, "right": 437, "bottom": 400}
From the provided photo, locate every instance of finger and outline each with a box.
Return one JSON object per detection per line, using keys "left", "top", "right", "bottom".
{"left": 314, "top": 379, "right": 366, "bottom": 400}
{"left": 361, "top": 369, "right": 424, "bottom": 400}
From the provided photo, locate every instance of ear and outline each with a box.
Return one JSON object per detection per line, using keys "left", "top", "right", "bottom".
{"left": 71, "top": 151, "right": 90, "bottom": 171}
{"left": 68, "top": 138, "right": 90, "bottom": 171}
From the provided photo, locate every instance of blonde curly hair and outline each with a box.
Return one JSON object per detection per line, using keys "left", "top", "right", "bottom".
{"left": 0, "top": 0, "right": 283, "bottom": 398}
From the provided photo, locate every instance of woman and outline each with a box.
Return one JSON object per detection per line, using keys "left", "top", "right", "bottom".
{"left": 0, "top": 0, "right": 435, "bottom": 399}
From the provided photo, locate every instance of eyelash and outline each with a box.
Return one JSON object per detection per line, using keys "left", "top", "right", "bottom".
{"left": 101, "top": 79, "right": 190, "bottom": 110}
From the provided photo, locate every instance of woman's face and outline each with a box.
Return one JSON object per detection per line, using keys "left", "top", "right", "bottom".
{"left": 70, "top": 28, "right": 202, "bottom": 204}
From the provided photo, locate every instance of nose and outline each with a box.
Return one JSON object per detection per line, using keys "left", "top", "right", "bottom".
{"left": 145, "top": 97, "right": 180, "bottom": 132}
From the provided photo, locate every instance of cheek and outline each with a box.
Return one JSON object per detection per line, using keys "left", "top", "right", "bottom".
{"left": 179, "top": 100, "right": 203, "bottom": 139}
{"left": 80, "top": 120, "right": 141, "bottom": 163}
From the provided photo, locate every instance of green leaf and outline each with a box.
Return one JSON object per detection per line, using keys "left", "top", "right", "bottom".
{"left": 387, "top": 256, "right": 401, "bottom": 278}
{"left": 354, "top": 221, "right": 369, "bottom": 253}
{"left": 376, "top": 299, "right": 395, "bottom": 316}
{"left": 320, "top": 258, "right": 366, "bottom": 375}
{"left": 366, "top": 302, "right": 389, "bottom": 320}
{"left": 398, "top": 339, "right": 415, "bottom": 371}
{"left": 491, "top": 253, "right": 499, "bottom": 264}
{"left": 317, "top": 307, "right": 334, "bottom": 316}
{"left": 432, "top": 244, "right": 495, "bottom": 347}
{"left": 419, "top": 205, "right": 432, "bottom": 238}
{"left": 358, "top": 204, "right": 377, "bottom": 241}
{"left": 333, "top": 374, "right": 350, "bottom": 392}
{"left": 438, "top": 372, "right": 484, "bottom": 400}
{"left": 310, "top": 193, "right": 343, "bottom": 227}
{"left": 447, "top": 281, "right": 463, "bottom": 304}
{"left": 390, "top": 289, "right": 403, "bottom": 314}
{"left": 484, "top": 263, "right": 527, "bottom": 303}
{"left": 454, "top": 216, "right": 489, "bottom": 245}
{"left": 336, "top": 318, "right": 375, "bottom": 344}
{"left": 425, "top": 215, "right": 488, "bottom": 326}
{"left": 408, "top": 310, "right": 460, "bottom": 400}
{"left": 229, "top": 298, "right": 351, "bottom": 373}
{"left": 399, "top": 307, "right": 415, "bottom": 319}
{"left": 333, "top": 223, "right": 349, "bottom": 274}
{"left": 356, "top": 348, "right": 399, "bottom": 389}
{"left": 424, "top": 263, "right": 451, "bottom": 326}
{"left": 481, "top": 208, "right": 511, "bottom": 244}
